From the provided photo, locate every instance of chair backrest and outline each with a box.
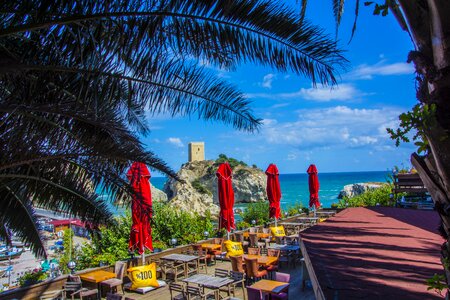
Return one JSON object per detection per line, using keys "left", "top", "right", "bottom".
{"left": 275, "top": 272, "right": 290, "bottom": 283}
{"left": 247, "top": 247, "right": 260, "bottom": 255}
{"left": 230, "top": 270, "right": 245, "bottom": 282}
{"left": 262, "top": 227, "right": 271, "bottom": 234}
{"left": 249, "top": 227, "right": 258, "bottom": 233}
{"left": 234, "top": 232, "right": 244, "bottom": 243}
{"left": 215, "top": 268, "right": 229, "bottom": 278}
{"left": 115, "top": 261, "right": 127, "bottom": 280}
{"left": 247, "top": 286, "right": 263, "bottom": 300}
{"left": 67, "top": 274, "right": 81, "bottom": 282}
{"left": 248, "top": 233, "right": 258, "bottom": 248}
{"left": 230, "top": 255, "right": 245, "bottom": 273}
{"left": 267, "top": 249, "right": 280, "bottom": 258}
{"left": 275, "top": 236, "right": 286, "bottom": 245}
{"left": 169, "top": 282, "right": 185, "bottom": 298}
{"left": 106, "top": 292, "right": 123, "bottom": 300}
{"left": 64, "top": 281, "right": 82, "bottom": 293}
{"left": 244, "top": 258, "right": 259, "bottom": 277}
{"left": 213, "top": 238, "right": 224, "bottom": 245}
{"left": 192, "top": 244, "right": 202, "bottom": 251}
{"left": 186, "top": 286, "right": 202, "bottom": 297}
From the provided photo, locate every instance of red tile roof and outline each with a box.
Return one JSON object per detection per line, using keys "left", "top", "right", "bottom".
{"left": 300, "top": 207, "right": 444, "bottom": 299}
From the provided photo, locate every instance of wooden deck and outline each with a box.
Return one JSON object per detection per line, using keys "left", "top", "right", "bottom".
{"left": 116, "top": 258, "right": 315, "bottom": 300}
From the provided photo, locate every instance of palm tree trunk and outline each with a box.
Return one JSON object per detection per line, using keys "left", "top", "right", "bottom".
{"left": 399, "top": 0, "right": 450, "bottom": 290}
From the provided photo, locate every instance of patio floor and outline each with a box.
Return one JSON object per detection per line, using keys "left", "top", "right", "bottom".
{"left": 114, "top": 257, "right": 316, "bottom": 300}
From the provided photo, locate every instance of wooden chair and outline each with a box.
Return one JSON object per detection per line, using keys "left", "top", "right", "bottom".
{"left": 249, "top": 227, "right": 259, "bottom": 234}
{"left": 234, "top": 232, "right": 249, "bottom": 251}
{"left": 228, "top": 271, "right": 246, "bottom": 300}
{"left": 210, "top": 238, "right": 226, "bottom": 262}
{"left": 186, "top": 285, "right": 215, "bottom": 300}
{"left": 247, "top": 247, "right": 260, "bottom": 255}
{"left": 70, "top": 288, "right": 99, "bottom": 300}
{"left": 248, "top": 233, "right": 258, "bottom": 248}
{"left": 169, "top": 282, "right": 186, "bottom": 300}
{"left": 62, "top": 275, "right": 83, "bottom": 299}
{"left": 246, "top": 286, "right": 263, "bottom": 300}
{"left": 160, "top": 260, "right": 185, "bottom": 282}
{"left": 266, "top": 249, "right": 280, "bottom": 278}
{"left": 106, "top": 292, "right": 123, "bottom": 300}
{"left": 230, "top": 255, "right": 245, "bottom": 273}
{"left": 215, "top": 268, "right": 230, "bottom": 278}
{"left": 100, "top": 261, "right": 126, "bottom": 294}
{"left": 271, "top": 272, "right": 290, "bottom": 300}
{"left": 244, "top": 258, "right": 267, "bottom": 284}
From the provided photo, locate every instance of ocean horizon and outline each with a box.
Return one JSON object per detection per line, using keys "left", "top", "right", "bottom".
{"left": 150, "top": 170, "right": 391, "bottom": 209}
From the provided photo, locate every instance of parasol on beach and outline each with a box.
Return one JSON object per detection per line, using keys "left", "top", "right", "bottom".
{"left": 307, "top": 164, "right": 321, "bottom": 211}
{"left": 127, "top": 162, "right": 153, "bottom": 264}
{"left": 216, "top": 162, "right": 235, "bottom": 238}
{"left": 266, "top": 164, "right": 281, "bottom": 226}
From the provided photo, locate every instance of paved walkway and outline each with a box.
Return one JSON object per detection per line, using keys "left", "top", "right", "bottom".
{"left": 301, "top": 207, "right": 444, "bottom": 299}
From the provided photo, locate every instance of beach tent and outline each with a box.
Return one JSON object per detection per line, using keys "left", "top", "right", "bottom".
{"left": 307, "top": 164, "right": 321, "bottom": 211}
{"left": 266, "top": 164, "right": 281, "bottom": 226}
{"left": 216, "top": 162, "right": 235, "bottom": 238}
{"left": 127, "top": 162, "right": 153, "bottom": 264}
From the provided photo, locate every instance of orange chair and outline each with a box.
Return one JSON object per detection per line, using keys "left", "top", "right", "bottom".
{"left": 266, "top": 249, "right": 280, "bottom": 278}
{"left": 230, "top": 255, "right": 245, "bottom": 273}
{"left": 244, "top": 257, "right": 267, "bottom": 284}
{"left": 247, "top": 247, "right": 260, "bottom": 255}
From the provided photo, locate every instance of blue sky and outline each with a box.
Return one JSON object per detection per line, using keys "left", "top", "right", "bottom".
{"left": 143, "top": 2, "right": 418, "bottom": 175}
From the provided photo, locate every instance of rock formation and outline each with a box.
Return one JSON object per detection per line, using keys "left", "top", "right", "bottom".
{"left": 338, "top": 182, "right": 384, "bottom": 199}
{"left": 164, "top": 160, "right": 266, "bottom": 217}
{"left": 151, "top": 183, "right": 168, "bottom": 202}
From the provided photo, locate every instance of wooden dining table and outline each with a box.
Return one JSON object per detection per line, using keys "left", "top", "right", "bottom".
{"left": 160, "top": 253, "right": 200, "bottom": 278}
{"left": 79, "top": 270, "right": 116, "bottom": 283}
{"left": 200, "top": 243, "right": 222, "bottom": 251}
{"left": 243, "top": 232, "right": 270, "bottom": 239}
{"left": 183, "top": 274, "right": 234, "bottom": 300}
{"left": 250, "top": 279, "right": 289, "bottom": 295}
{"left": 243, "top": 254, "right": 278, "bottom": 267}
{"left": 79, "top": 270, "right": 116, "bottom": 298}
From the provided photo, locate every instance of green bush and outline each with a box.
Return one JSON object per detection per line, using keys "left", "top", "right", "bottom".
{"left": 191, "top": 179, "right": 212, "bottom": 196}
{"left": 75, "top": 203, "right": 214, "bottom": 269}
{"left": 215, "top": 154, "right": 247, "bottom": 169}
{"left": 337, "top": 184, "right": 393, "bottom": 208}
{"left": 151, "top": 202, "right": 214, "bottom": 245}
{"left": 285, "top": 202, "right": 305, "bottom": 216}
{"left": 18, "top": 270, "right": 48, "bottom": 287}
{"left": 239, "top": 201, "right": 270, "bottom": 225}
{"left": 58, "top": 228, "right": 75, "bottom": 274}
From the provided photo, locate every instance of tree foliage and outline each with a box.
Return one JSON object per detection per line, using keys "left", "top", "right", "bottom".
{"left": 75, "top": 203, "right": 214, "bottom": 269}
{"left": 0, "top": 0, "right": 345, "bottom": 257}
{"left": 215, "top": 154, "right": 248, "bottom": 169}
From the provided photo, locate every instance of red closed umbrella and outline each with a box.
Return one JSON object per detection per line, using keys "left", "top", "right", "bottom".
{"left": 216, "top": 162, "right": 235, "bottom": 233}
{"left": 266, "top": 164, "right": 281, "bottom": 223}
{"left": 307, "top": 164, "right": 321, "bottom": 209}
{"left": 127, "top": 162, "right": 153, "bottom": 258}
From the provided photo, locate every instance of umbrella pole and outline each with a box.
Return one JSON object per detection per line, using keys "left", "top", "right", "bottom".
{"left": 275, "top": 218, "right": 277, "bottom": 227}
{"left": 227, "top": 231, "right": 230, "bottom": 240}
{"left": 142, "top": 253, "right": 145, "bottom": 266}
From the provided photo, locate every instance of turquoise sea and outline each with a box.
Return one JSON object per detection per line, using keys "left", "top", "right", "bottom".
{"left": 151, "top": 171, "right": 390, "bottom": 209}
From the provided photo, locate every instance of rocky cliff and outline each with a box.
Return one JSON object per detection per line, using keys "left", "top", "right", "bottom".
{"left": 338, "top": 182, "right": 384, "bottom": 199}
{"left": 164, "top": 160, "right": 266, "bottom": 217}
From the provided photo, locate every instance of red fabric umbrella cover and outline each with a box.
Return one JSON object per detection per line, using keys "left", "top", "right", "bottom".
{"left": 127, "top": 162, "right": 153, "bottom": 254}
{"left": 265, "top": 164, "right": 281, "bottom": 219}
{"left": 307, "top": 164, "right": 321, "bottom": 208}
{"left": 216, "top": 162, "right": 235, "bottom": 232}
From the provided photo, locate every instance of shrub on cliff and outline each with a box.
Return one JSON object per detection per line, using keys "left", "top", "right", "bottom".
{"left": 216, "top": 154, "right": 247, "bottom": 169}
{"left": 337, "top": 184, "right": 393, "bottom": 208}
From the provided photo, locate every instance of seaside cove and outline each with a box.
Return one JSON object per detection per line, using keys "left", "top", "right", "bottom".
{"left": 149, "top": 168, "right": 390, "bottom": 211}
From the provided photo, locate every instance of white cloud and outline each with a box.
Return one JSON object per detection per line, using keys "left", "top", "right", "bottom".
{"left": 167, "top": 137, "right": 184, "bottom": 148}
{"left": 260, "top": 73, "right": 276, "bottom": 89}
{"left": 247, "top": 83, "right": 363, "bottom": 102}
{"left": 261, "top": 105, "right": 404, "bottom": 150}
{"left": 346, "top": 61, "right": 414, "bottom": 80}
